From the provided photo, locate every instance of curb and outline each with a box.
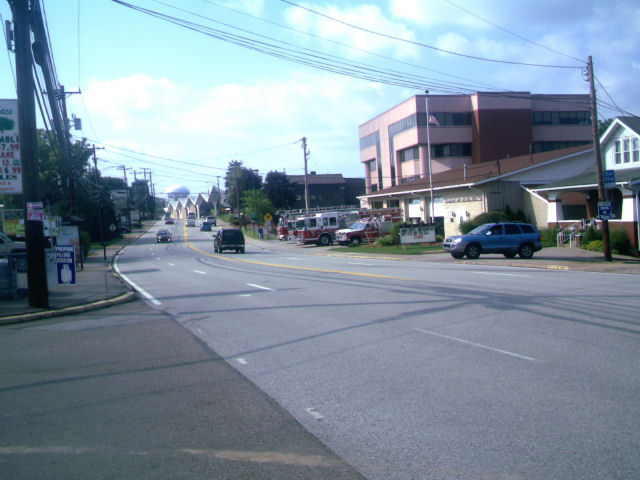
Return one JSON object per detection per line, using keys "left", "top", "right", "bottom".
{"left": 0, "top": 291, "right": 137, "bottom": 326}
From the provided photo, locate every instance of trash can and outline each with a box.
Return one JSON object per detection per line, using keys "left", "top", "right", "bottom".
{"left": 258, "top": 228, "right": 264, "bottom": 239}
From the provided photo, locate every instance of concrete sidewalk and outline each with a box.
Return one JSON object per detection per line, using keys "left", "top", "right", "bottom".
{"left": 0, "top": 229, "right": 143, "bottom": 325}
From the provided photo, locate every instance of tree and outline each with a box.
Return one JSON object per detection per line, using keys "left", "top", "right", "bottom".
{"left": 224, "top": 160, "right": 262, "bottom": 214}
{"left": 241, "top": 189, "right": 273, "bottom": 224}
{"left": 263, "top": 171, "right": 295, "bottom": 210}
{"left": 598, "top": 118, "right": 613, "bottom": 137}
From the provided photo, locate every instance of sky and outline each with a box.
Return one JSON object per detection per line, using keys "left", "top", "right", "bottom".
{"left": 1, "top": 0, "right": 638, "bottom": 198}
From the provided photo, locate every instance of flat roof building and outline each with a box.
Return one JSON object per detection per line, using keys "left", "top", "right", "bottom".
{"left": 359, "top": 92, "right": 592, "bottom": 196}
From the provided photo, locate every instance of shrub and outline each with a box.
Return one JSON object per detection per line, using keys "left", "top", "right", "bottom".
{"left": 584, "top": 240, "right": 604, "bottom": 252}
{"left": 376, "top": 234, "right": 395, "bottom": 246}
{"left": 459, "top": 211, "right": 504, "bottom": 234}
{"left": 610, "top": 229, "right": 632, "bottom": 255}
{"left": 538, "top": 227, "right": 559, "bottom": 247}
{"left": 580, "top": 226, "right": 602, "bottom": 245}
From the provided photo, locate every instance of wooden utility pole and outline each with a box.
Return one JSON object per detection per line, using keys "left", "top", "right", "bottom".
{"left": 117, "top": 165, "right": 133, "bottom": 229}
{"left": 302, "top": 137, "right": 309, "bottom": 212}
{"left": 587, "top": 56, "right": 612, "bottom": 261}
{"left": 12, "top": 0, "right": 48, "bottom": 307}
{"left": 92, "top": 145, "right": 106, "bottom": 261}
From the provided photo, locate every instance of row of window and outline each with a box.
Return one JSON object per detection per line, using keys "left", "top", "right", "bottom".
{"left": 532, "top": 141, "right": 590, "bottom": 153}
{"left": 431, "top": 143, "right": 472, "bottom": 158}
{"left": 614, "top": 137, "right": 640, "bottom": 164}
{"left": 361, "top": 110, "right": 591, "bottom": 151}
{"left": 397, "top": 143, "right": 472, "bottom": 161}
{"left": 532, "top": 111, "right": 591, "bottom": 126}
{"left": 399, "top": 146, "right": 420, "bottom": 162}
{"left": 360, "top": 131, "right": 380, "bottom": 150}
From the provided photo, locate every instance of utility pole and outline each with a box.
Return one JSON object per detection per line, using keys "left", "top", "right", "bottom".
{"left": 216, "top": 175, "right": 221, "bottom": 215}
{"left": 301, "top": 137, "right": 309, "bottom": 212}
{"left": 92, "top": 145, "right": 106, "bottom": 261}
{"left": 57, "top": 85, "right": 80, "bottom": 214}
{"left": 12, "top": 0, "right": 48, "bottom": 307}
{"left": 117, "top": 165, "right": 133, "bottom": 230}
{"left": 587, "top": 56, "right": 612, "bottom": 261}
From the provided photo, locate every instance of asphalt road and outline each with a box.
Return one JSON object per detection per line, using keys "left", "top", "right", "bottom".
{"left": 113, "top": 221, "right": 640, "bottom": 480}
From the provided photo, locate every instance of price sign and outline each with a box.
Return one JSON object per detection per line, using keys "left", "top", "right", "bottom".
{"left": 0, "top": 99, "right": 22, "bottom": 195}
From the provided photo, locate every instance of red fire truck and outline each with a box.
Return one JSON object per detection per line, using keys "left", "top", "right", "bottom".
{"left": 295, "top": 210, "right": 361, "bottom": 246}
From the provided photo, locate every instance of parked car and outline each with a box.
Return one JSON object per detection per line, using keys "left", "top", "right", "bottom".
{"left": 156, "top": 229, "right": 172, "bottom": 243}
{"left": 0, "top": 232, "right": 26, "bottom": 256}
{"left": 164, "top": 218, "right": 174, "bottom": 225}
{"left": 186, "top": 218, "right": 196, "bottom": 227}
{"left": 443, "top": 222, "right": 542, "bottom": 259}
{"left": 206, "top": 215, "right": 217, "bottom": 226}
{"left": 200, "top": 222, "right": 212, "bottom": 231}
{"left": 214, "top": 228, "right": 245, "bottom": 253}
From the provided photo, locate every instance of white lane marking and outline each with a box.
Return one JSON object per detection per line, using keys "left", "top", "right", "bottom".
{"left": 168, "top": 262, "right": 175, "bottom": 267}
{"left": 113, "top": 260, "right": 162, "bottom": 306}
{"left": 239, "top": 294, "right": 251, "bottom": 297}
{"left": 236, "top": 358, "right": 248, "bottom": 365}
{"left": 471, "top": 271, "right": 528, "bottom": 277}
{"left": 348, "top": 262, "right": 373, "bottom": 266}
{"left": 247, "top": 283, "right": 274, "bottom": 291}
{"left": 193, "top": 270, "right": 206, "bottom": 275}
{"left": 305, "top": 408, "right": 325, "bottom": 421}
{"left": 414, "top": 328, "right": 537, "bottom": 362}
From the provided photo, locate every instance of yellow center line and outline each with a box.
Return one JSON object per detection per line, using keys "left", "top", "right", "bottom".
{"left": 184, "top": 225, "right": 410, "bottom": 281}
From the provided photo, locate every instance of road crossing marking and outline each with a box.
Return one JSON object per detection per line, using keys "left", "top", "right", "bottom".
{"left": 247, "top": 283, "right": 274, "bottom": 291}
{"left": 305, "top": 407, "right": 325, "bottom": 421}
{"left": 414, "top": 328, "right": 537, "bottom": 362}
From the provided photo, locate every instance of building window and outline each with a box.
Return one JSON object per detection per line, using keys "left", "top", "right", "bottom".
{"left": 532, "top": 111, "right": 591, "bottom": 125}
{"left": 368, "top": 159, "right": 377, "bottom": 171}
{"left": 634, "top": 138, "right": 639, "bottom": 163}
{"left": 399, "top": 146, "right": 420, "bottom": 163}
{"left": 623, "top": 138, "right": 631, "bottom": 163}
{"left": 389, "top": 200, "right": 400, "bottom": 208}
{"left": 359, "top": 131, "right": 380, "bottom": 150}
{"left": 430, "top": 112, "right": 472, "bottom": 126}
{"left": 431, "top": 143, "right": 472, "bottom": 158}
{"left": 400, "top": 175, "right": 421, "bottom": 184}
{"left": 532, "top": 141, "right": 590, "bottom": 153}
{"left": 615, "top": 140, "right": 622, "bottom": 164}
{"left": 371, "top": 184, "right": 378, "bottom": 192}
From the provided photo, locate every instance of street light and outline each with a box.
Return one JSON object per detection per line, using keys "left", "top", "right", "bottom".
{"left": 425, "top": 90, "right": 435, "bottom": 224}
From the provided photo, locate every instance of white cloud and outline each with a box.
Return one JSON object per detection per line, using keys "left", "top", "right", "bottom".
{"left": 77, "top": 71, "right": 394, "bottom": 193}
{"left": 283, "top": 3, "right": 420, "bottom": 59}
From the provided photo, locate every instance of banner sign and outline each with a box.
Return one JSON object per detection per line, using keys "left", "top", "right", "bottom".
{"left": 56, "top": 245, "right": 77, "bottom": 285}
{"left": 0, "top": 99, "right": 22, "bottom": 195}
{"left": 399, "top": 226, "right": 437, "bottom": 244}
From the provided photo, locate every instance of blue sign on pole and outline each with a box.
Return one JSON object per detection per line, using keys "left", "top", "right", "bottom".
{"left": 598, "top": 201, "right": 613, "bottom": 220}
{"left": 603, "top": 170, "right": 616, "bottom": 189}
{"left": 56, "top": 245, "right": 76, "bottom": 285}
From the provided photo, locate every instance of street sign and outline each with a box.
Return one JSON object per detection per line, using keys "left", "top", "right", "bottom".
{"left": 598, "top": 201, "right": 613, "bottom": 220}
{"left": 264, "top": 213, "right": 272, "bottom": 222}
{"left": 27, "top": 201, "right": 44, "bottom": 221}
{"left": 603, "top": 170, "right": 616, "bottom": 189}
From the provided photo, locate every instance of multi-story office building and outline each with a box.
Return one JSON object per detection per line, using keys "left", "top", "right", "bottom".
{"left": 359, "top": 92, "right": 592, "bottom": 194}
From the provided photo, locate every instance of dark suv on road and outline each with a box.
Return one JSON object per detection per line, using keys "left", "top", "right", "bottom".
{"left": 444, "top": 222, "right": 542, "bottom": 259}
{"left": 214, "top": 228, "right": 245, "bottom": 254}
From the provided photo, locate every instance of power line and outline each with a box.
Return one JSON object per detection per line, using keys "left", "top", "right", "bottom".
{"left": 278, "top": 0, "right": 582, "bottom": 69}
{"left": 189, "top": 0, "right": 505, "bottom": 92}
{"left": 443, "top": 0, "right": 585, "bottom": 64}
{"left": 110, "top": 0, "right": 497, "bottom": 93}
